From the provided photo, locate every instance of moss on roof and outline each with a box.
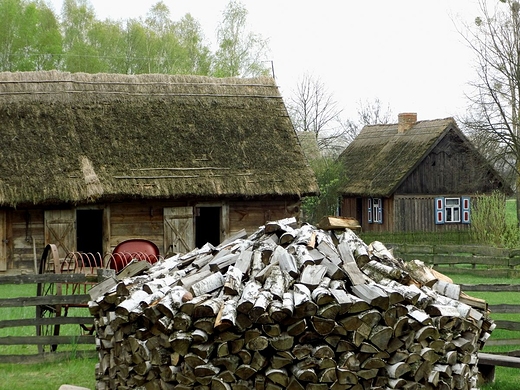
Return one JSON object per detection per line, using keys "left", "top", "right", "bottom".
{"left": 0, "top": 71, "right": 318, "bottom": 207}
{"left": 338, "top": 118, "right": 458, "bottom": 196}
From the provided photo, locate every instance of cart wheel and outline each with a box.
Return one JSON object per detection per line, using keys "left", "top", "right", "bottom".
{"left": 36, "top": 244, "right": 66, "bottom": 353}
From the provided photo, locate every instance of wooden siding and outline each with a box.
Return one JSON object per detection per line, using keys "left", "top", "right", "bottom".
{"left": 109, "top": 202, "right": 166, "bottom": 252}
{"left": 396, "top": 130, "right": 504, "bottom": 195}
{"left": 1, "top": 199, "right": 302, "bottom": 273}
{"left": 341, "top": 197, "right": 393, "bottom": 233}
{"left": 10, "top": 209, "right": 45, "bottom": 272}
{"left": 393, "top": 195, "right": 471, "bottom": 232}
{"left": 229, "top": 200, "right": 300, "bottom": 235}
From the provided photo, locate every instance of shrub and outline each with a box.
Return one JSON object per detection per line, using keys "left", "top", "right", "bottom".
{"left": 471, "top": 192, "right": 520, "bottom": 248}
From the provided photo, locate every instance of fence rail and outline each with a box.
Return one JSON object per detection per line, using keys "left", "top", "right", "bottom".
{"left": 459, "top": 283, "right": 520, "bottom": 347}
{"left": 389, "top": 244, "right": 520, "bottom": 347}
{"left": 390, "top": 243, "right": 520, "bottom": 277}
{"left": 0, "top": 273, "right": 97, "bottom": 363}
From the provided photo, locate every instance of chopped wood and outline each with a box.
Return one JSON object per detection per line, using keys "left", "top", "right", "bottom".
{"left": 90, "top": 219, "right": 495, "bottom": 390}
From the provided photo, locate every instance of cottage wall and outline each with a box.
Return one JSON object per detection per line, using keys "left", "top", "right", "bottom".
{"left": 396, "top": 130, "right": 505, "bottom": 195}
{"left": 393, "top": 195, "right": 472, "bottom": 232}
{"left": 341, "top": 196, "right": 394, "bottom": 233}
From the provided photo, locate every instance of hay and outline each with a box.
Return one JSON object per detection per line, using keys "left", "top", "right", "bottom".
{"left": 0, "top": 71, "right": 318, "bottom": 207}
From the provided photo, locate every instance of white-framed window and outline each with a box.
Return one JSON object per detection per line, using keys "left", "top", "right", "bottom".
{"left": 368, "top": 197, "right": 383, "bottom": 224}
{"left": 435, "top": 196, "right": 470, "bottom": 224}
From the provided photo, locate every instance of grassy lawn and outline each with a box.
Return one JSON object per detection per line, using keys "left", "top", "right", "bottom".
{"left": 0, "top": 284, "right": 97, "bottom": 389}
{"left": 0, "top": 357, "right": 97, "bottom": 390}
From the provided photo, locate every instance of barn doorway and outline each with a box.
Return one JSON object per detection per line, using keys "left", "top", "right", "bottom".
{"left": 76, "top": 209, "right": 103, "bottom": 260}
{"left": 195, "top": 206, "right": 221, "bottom": 248}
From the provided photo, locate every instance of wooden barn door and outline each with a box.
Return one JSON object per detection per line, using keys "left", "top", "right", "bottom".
{"left": 44, "top": 209, "right": 76, "bottom": 259}
{"left": 0, "top": 211, "right": 6, "bottom": 271}
{"left": 163, "top": 207, "right": 194, "bottom": 255}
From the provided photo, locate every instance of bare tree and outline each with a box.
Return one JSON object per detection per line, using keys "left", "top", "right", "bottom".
{"left": 338, "top": 98, "right": 393, "bottom": 146}
{"left": 459, "top": 0, "right": 520, "bottom": 222}
{"left": 288, "top": 73, "right": 345, "bottom": 156}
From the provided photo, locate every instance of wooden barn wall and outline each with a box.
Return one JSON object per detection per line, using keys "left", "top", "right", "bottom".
{"left": 228, "top": 200, "right": 299, "bottom": 235}
{"left": 341, "top": 197, "right": 394, "bottom": 233}
{"left": 109, "top": 201, "right": 170, "bottom": 253}
{"left": 341, "top": 198, "right": 358, "bottom": 222}
{"left": 393, "top": 195, "right": 471, "bottom": 232}
{"left": 9, "top": 209, "right": 45, "bottom": 272}
{"left": 2, "top": 198, "right": 301, "bottom": 273}
{"left": 396, "top": 130, "right": 505, "bottom": 195}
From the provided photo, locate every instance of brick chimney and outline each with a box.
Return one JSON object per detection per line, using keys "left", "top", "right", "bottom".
{"left": 397, "top": 112, "right": 417, "bottom": 133}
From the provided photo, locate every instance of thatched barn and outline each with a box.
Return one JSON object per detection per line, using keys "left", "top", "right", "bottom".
{"left": 0, "top": 71, "right": 318, "bottom": 272}
{"left": 338, "top": 113, "right": 511, "bottom": 233}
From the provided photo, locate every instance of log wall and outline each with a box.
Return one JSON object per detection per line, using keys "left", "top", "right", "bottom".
{"left": 2, "top": 198, "right": 301, "bottom": 273}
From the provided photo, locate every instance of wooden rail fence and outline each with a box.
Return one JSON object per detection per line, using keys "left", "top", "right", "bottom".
{"left": 0, "top": 273, "right": 97, "bottom": 363}
{"left": 387, "top": 244, "right": 520, "bottom": 381}
{"left": 389, "top": 243, "right": 520, "bottom": 277}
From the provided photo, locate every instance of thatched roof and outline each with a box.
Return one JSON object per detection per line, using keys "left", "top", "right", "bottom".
{"left": 338, "top": 117, "right": 508, "bottom": 197}
{"left": 0, "top": 71, "right": 318, "bottom": 207}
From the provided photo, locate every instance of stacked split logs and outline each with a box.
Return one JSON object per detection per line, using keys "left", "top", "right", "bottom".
{"left": 89, "top": 218, "right": 493, "bottom": 390}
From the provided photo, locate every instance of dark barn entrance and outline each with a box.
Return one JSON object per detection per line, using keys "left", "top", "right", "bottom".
{"left": 76, "top": 209, "right": 103, "bottom": 257}
{"left": 195, "top": 207, "right": 221, "bottom": 248}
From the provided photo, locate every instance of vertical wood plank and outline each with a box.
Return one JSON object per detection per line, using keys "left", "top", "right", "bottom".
{"left": 0, "top": 211, "right": 6, "bottom": 271}
{"left": 164, "top": 207, "right": 194, "bottom": 254}
{"left": 44, "top": 209, "right": 76, "bottom": 258}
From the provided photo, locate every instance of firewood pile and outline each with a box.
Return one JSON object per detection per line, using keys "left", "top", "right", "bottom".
{"left": 89, "top": 218, "right": 493, "bottom": 390}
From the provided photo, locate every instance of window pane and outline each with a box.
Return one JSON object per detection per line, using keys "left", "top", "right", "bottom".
{"left": 453, "top": 209, "right": 460, "bottom": 221}
{"left": 446, "top": 198, "right": 459, "bottom": 206}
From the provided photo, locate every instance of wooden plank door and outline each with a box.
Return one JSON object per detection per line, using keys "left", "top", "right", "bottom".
{"left": 44, "top": 209, "right": 76, "bottom": 259}
{"left": 163, "top": 207, "right": 194, "bottom": 254}
{"left": 0, "top": 211, "right": 6, "bottom": 271}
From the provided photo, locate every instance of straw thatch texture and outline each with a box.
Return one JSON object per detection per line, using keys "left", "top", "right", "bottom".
{"left": 0, "top": 71, "right": 318, "bottom": 207}
{"left": 338, "top": 118, "right": 459, "bottom": 197}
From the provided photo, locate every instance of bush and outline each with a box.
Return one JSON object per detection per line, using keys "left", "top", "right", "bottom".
{"left": 471, "top": 192, "right": 520, "bottom": 248}
{"left": 301, "top": 157, "right": 346, "bottom": 224}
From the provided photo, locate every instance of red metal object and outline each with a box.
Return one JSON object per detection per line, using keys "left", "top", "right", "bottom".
{"left": 108, "top": 239, "right": 160, "bottom": 272}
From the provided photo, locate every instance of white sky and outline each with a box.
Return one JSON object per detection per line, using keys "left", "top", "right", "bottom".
{"left": 48, "top": 0, "right": 481, "bottom": 122}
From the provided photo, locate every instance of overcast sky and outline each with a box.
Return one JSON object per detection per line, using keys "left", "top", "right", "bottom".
{"left": 48, "top": 0, "right": 482, "bottom": 123}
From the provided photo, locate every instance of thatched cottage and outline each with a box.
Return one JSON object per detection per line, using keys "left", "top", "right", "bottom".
{"left": 338, "top": 113, "right": 511, "bottom": 233}
{"left": 0, "top": 71, "right": 318, "bottom": 272}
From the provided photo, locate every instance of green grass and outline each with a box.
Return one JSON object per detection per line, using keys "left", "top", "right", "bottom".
{"left": 506, "top": 198, "right": 517, "bottom": 226}
{"left": 0, "top": 357, "right": 97, "bottom": 390}
{"left": 0, "top": 284, "right": 97, "bottom": 389}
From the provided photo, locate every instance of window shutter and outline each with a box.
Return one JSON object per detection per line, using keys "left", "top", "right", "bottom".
{"left": 368, "top": 198, "right": 373, "bottom": 224}
{"left": 462, "top": 196, "right": 471, "bottom": 224}
{"left": 377, "top": 201, "right": 383, "bottom": 224}
{"left": 435, "top": 197, "right": 445, "bottom": 224}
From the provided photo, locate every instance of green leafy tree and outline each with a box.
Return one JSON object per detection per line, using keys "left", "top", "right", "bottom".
{"left": 213, "top": 0, "right": 270, "bottom": 77}
{"left": 0, "top": 0, "right": 26, "bottom": 71}
{"left": 61, "top": 0, "right": 100, "bottom": 72}
{"left": 301, "top": 158, "right": 346, "bottom": 224}
{"left": 0, "top": 0, "right": 61, "bottom": 71}
{"left": 31, "top": 2, "right": 63, "bottom": 70}
{"left": 123, "top": 19, "right": 151, "bottom": 74}
{"left": 87, "top": 19, "right": 126, "bottom": 74}
{"left": 175, "top": 14, "right": 212, "bottom": 75}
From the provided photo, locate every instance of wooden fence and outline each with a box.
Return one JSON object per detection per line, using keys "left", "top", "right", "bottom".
{"left": 388, "top": 243, "right": 520, "bottom": 346}
{"left": 462, "top": 283, "right": 520, "bottom": 347}
{"left": 389, "top": 243, "right": 520, "bottom": 277}
{"left": 0, "top": 273, "right": 97, "bottom": 363}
